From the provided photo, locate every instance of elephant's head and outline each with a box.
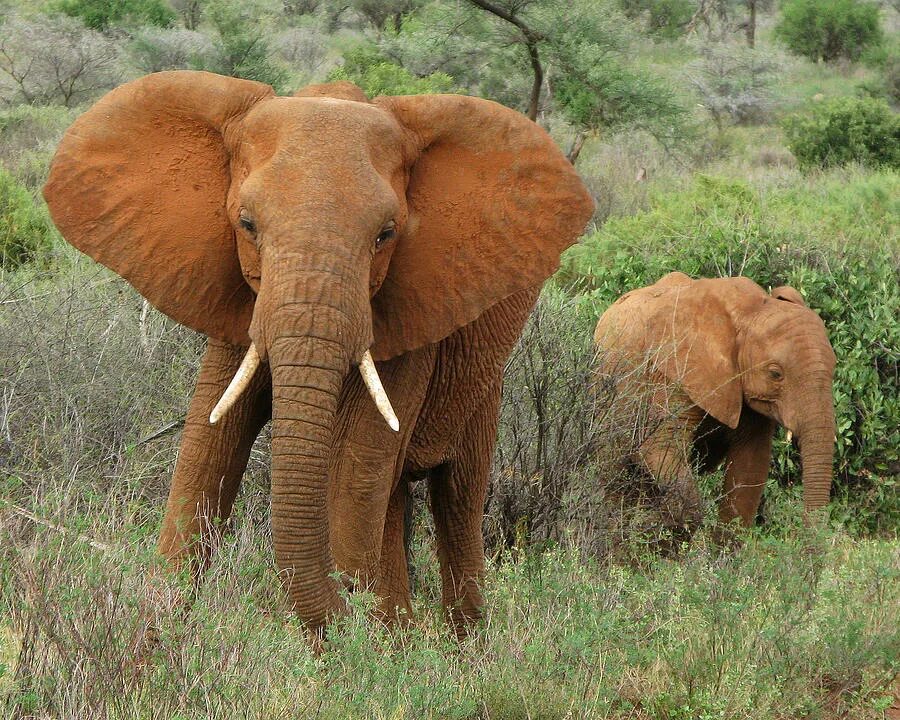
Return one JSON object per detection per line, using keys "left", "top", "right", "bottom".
{"left": 649, "top": 274, "right": 836, "bottom": 514}
{"left": 43, "top": 71, "right": 593, "bottom": 628}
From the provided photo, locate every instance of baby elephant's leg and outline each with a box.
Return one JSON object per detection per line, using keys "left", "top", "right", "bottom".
{"left": 639, "top": 418, "right": 703, "bottom": 531}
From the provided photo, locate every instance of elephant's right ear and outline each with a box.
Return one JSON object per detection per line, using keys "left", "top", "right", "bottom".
{"left": 43, "top": 71, "right": 275, "bottom": 345}
{"left": 649, "top": 280, "right": 743, "bottom": 429}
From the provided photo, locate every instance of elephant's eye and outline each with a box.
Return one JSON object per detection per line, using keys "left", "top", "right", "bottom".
{"left": 375, "top": 223, "right": 396, "bottom": 251}
{"left": 767, "top": 365, "right": 784, "bottom": 381}
{"left": 239, "top": 208, "right": 256, "bottom": 234}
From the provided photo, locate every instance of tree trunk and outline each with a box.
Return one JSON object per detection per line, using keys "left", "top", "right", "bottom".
{"left": 566, "top": 129, "right": 587, "bottom": 164}
{"left": 746, "top": 0, "right": 757, "bottom": 47}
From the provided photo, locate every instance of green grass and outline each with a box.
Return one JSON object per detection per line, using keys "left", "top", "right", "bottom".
{"left": 1, "top": 503, "right": 897, "bottom": 718}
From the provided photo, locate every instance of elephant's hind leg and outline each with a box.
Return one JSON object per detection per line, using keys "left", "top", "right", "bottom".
{"left": 158, "top": 339, "right": 271, "bottom": 577}
{"left": 427, "top": 381, "right": 501, "bottom": 638}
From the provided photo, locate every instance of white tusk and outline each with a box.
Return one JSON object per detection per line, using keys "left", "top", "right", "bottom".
{"left": 209, "top": 344, "right": 261, "bottom": 424}
{"left": 359, "top": 350, "right": 399, "bottom": 432}
{"left": 786, "top": 430, "right": 793, "bottom": 443}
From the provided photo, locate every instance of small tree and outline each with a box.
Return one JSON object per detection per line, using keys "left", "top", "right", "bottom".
{"left": 775, "top": 0, "right": 883, "bottom": 63}
{"left": 272, "top": 26, "right": 329, "bottom": 80}
{"left": 688, "top": 41, "right": 781, "bottom": 132}
{"left": 205, "top": 0, "right": 290, "bottom": 92}
{"left": 171, "top": 0, "right": 206, "bottom": 29}
{"left": 619, "top": 0, "right": 696, "bottom": 39}
{"left": 0, "top": 14, "right": 122, "bottom": 108}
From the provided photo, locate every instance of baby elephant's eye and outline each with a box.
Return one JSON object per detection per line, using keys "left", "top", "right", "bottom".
{"left": 375, "top": 223, "right": 396, "bottom": 250}
{"left": 767, "top": 365, "right": 784, "bottom": 381}
{"left": 239, "top": 208, "right": 256, "bottom": 234}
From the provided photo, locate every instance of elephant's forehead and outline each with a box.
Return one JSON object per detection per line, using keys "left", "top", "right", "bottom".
{"left": 241, "top": 96, "right": 404, "bottom": 147}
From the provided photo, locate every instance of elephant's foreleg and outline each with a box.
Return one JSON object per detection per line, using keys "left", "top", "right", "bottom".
{"left": 718, "top": 410, "right": 775, "bottom": 528}
{"left": 639, "top": 417, "right": 702, "bottom": 531}
{"left": 427, "top": 381, "right": 501, "bottom": 638}
{"left": 328, "top": 345, "right": 434, "bottom": 606}
{"left": 158, "top": 339, "right": 271, "bottom": 577}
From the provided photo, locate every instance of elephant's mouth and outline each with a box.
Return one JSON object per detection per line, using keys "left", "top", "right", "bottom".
{"left": 208, "top": 342, "right": 399, "bottom": 431}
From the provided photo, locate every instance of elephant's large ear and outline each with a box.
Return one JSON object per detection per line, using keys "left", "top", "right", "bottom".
{"left": 369, "top": 94, "right": 594, "bottom": 360}
{"left": 43, "top": 71, "right": 275, "bottom": 345}
{"left": 650, "top": 280, "right": 743, "bottom": 429}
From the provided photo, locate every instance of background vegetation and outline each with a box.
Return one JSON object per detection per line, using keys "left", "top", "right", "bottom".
{"left": 0, "top": 0, "right": 897, "bottom": 717}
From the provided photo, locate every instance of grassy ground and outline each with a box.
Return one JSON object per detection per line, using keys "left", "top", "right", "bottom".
{"left": 2, "top": 488, "right": 898, "bottom": 719}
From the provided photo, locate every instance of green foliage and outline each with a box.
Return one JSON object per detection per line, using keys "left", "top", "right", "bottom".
{"left": 328, "top": 45, "right": 456, "bottom": 96}
{"left": 54, "top": 0, "right": 176, "bottom": 30}
{"left": 619, "top": 0, "right": 696, "bottom": 38}
{"left": 559, "top": 170, "right": 900, "bottom": 532}
{"left": 0, "top": 167, "right": 55, "bottom": 269}
{"left": 783, "top": 97, "right": 900, "bottom": 169}
{"left": 547, "top": 0, "right": 689, "bottom": 144}
{"left": 775, "top": 0, "right": 884, "bottom": 62}
{"left": 205, "top": 0, "right": 290, "bottom": 92}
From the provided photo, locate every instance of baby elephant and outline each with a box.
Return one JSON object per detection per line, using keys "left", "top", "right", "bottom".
{"left": 593, "top": 272, "right": 836, "bottom": 532}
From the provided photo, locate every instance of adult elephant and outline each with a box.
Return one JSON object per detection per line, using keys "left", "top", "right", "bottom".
{"left": 593, "top": 272, "right": 836, "bottom": 532}
{"left": 44, "top": 71, "right": 593, "bottom": 635}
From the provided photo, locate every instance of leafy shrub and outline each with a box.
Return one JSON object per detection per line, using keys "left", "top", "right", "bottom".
{"left": 328, "top": 45, "right": 456, "bottom": 97}
{"left": 775, "top": 0, "right": 884, "bottom": 62}
{"left": 55, "top": 0, "right": 176, "bottom": 30}
{"left": 559, "top": 171, "right": 900, "bottom": 532}
{"left": 783, "top": 97, "right": 900, "bottom": 169}
{"left": 0, "top": 168, "right": 56, "bottom": 270}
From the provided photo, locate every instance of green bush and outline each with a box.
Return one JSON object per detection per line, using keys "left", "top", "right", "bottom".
{"left": 559, "top": 171, "right": 899, "bottom": 533}
{"left": 204, "top": 0, "right": 290, "bottom": 93}
{"left": 783, "top": 97, "right": 900, "bottom": 169}
{"left": 54, "top": 0, "right": 176, "bottom": 30}
{"left": 0, "top": 167, "right": 55, "bottom": 270}
{"left": 328, "top": 45, "right": 456, "bottom": 97}
{"left": 775, "top": 0, "right": 883, "bottom": 62}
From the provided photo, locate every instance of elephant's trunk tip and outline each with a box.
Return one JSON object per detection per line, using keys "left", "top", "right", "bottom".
{"left": 360, "top": 350, "right": 400, "bottom": 432}
{"left": 209, "top": 343, "right": 261, "bottom": 424}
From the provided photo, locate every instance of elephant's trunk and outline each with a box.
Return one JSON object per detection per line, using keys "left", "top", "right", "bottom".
{"left": 267, "top": 313, "right": 347, "bottom": 628}
{"left": 797, "top": 386, "right": 835, "bottom": 514}
{"left": 257, "top": 251, "right": 373, "bottom": 630}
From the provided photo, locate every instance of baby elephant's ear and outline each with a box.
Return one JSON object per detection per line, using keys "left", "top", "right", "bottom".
{"left": 771, "top": 285, "right": 806, "bottom": 306}
{"left": 369, "top": 94, "right": 594, "bottom": 360}
{"left": 44, "top": 71, "right": 274, "bottom": 345}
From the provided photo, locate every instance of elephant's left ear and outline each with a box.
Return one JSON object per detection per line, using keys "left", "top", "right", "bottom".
{"left": 771, "top": 285, "right": 806, "bottom": 306}
{"left": 369, "top": 94, "right": 594, "bottom": 360}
